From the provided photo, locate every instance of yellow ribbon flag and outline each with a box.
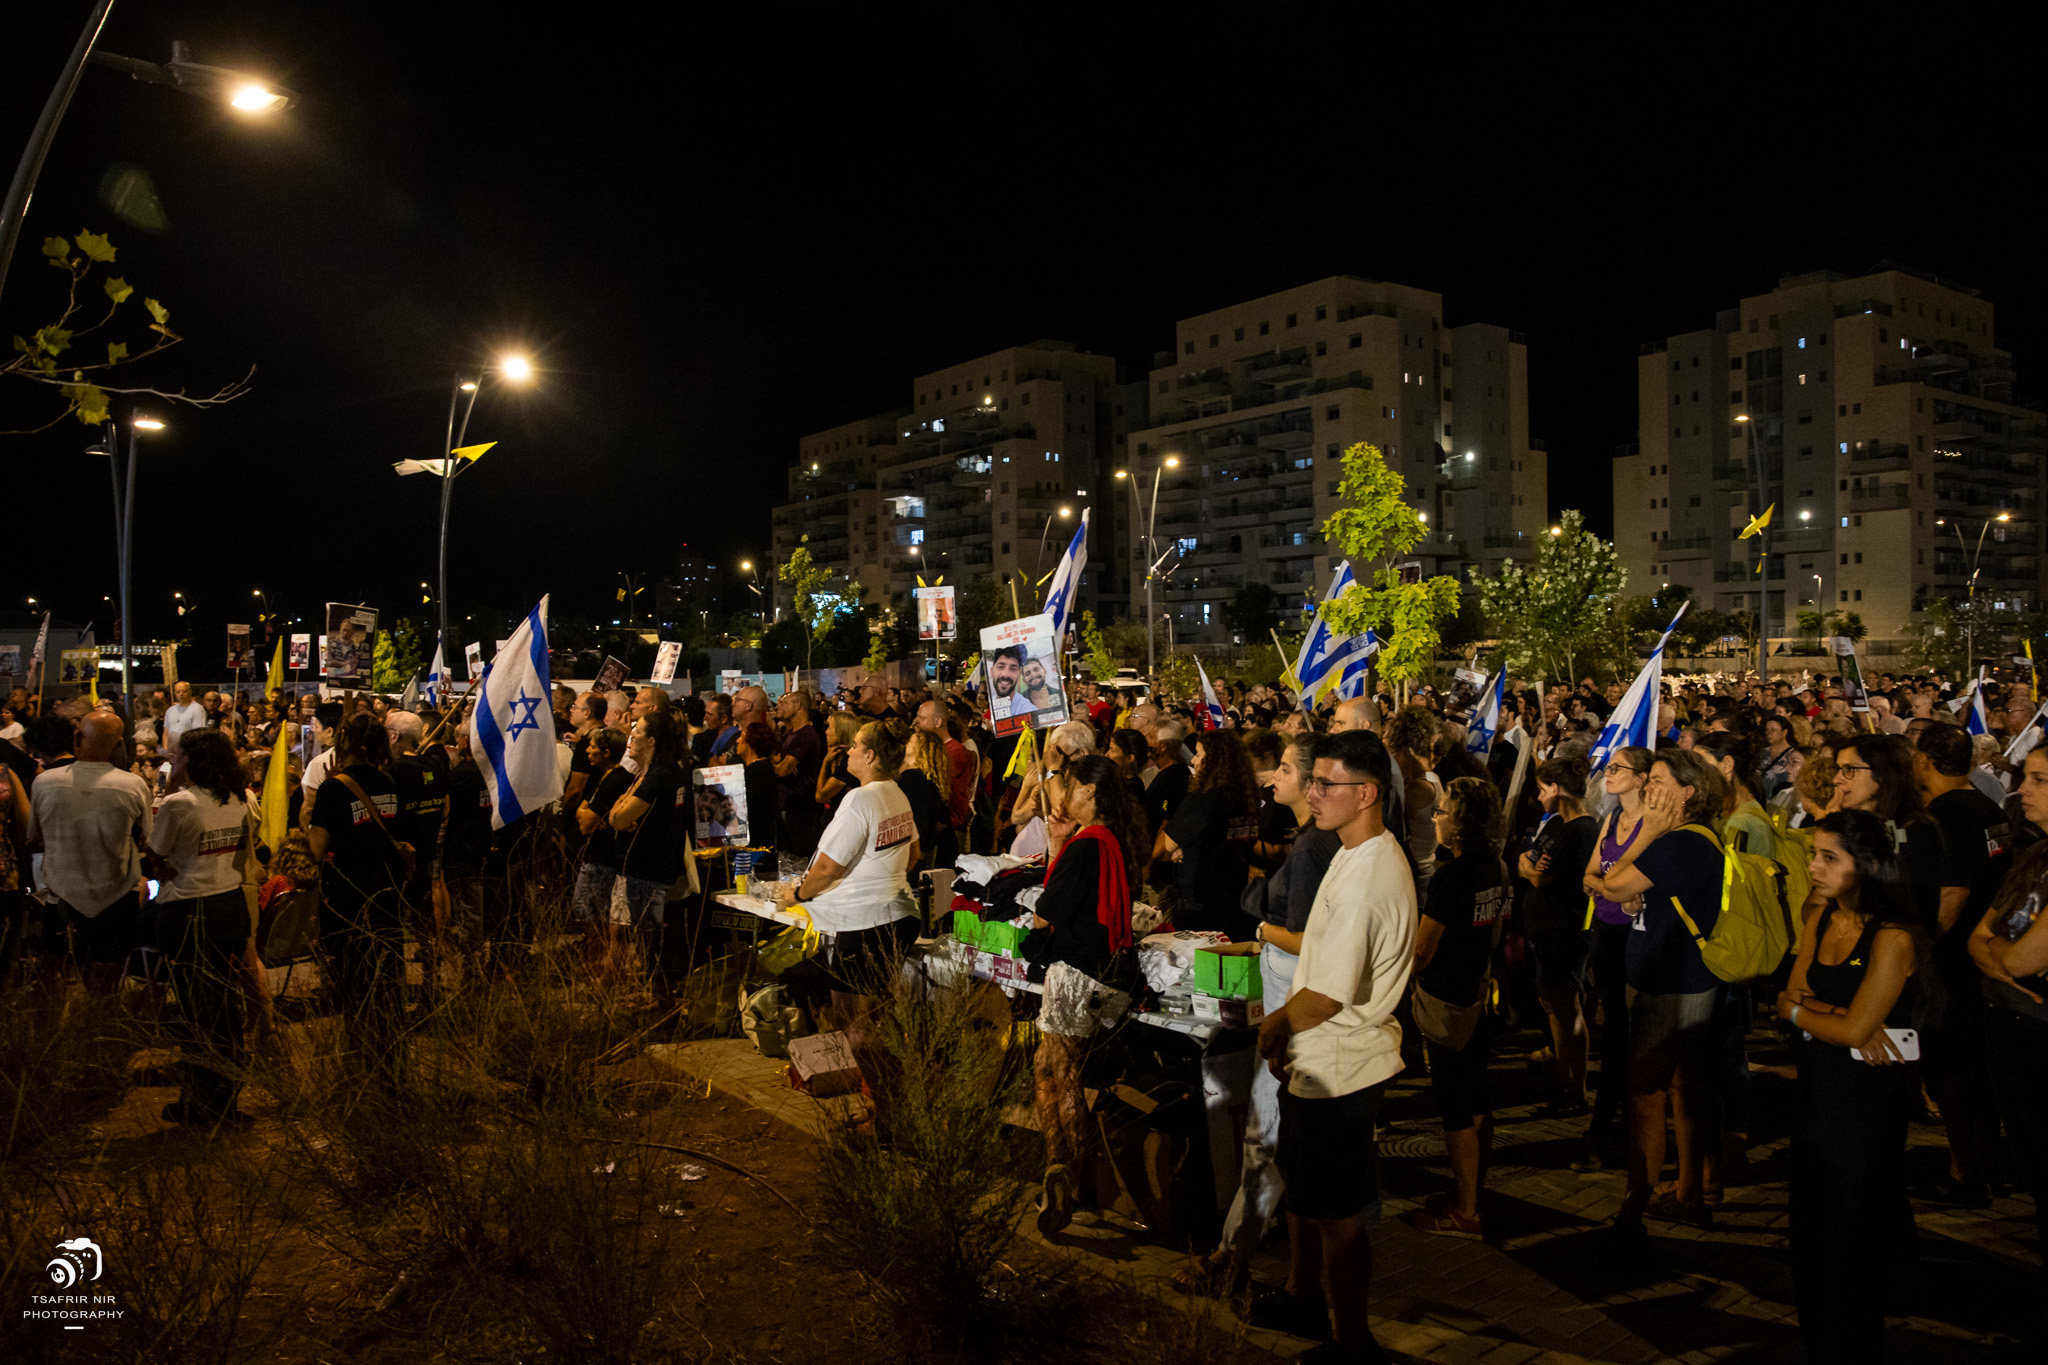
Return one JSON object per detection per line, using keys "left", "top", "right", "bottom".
{"left": 266, "top": 637, "right": 284, "bottom": 696}
{"left": 2029, "top": 639, "right": 2039, "bottom": 703}
{"left": 450, "top": 441, "right": 497, "bottom": 462}
{"left": 1004, "top": 723, "right": 1039, "bottom": 780}
{"left": 260, "top": 722, "right": 291, "bottom": 857}
{"left": 1738, "top": 503, "right": 1775, "bottom": 539}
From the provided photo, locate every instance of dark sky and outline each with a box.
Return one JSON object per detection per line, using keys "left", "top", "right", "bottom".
{"left": 7, "top": 6, "right": 2044, "bottom": 650}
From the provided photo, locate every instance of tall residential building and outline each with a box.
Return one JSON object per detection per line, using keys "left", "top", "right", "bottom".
{"left": 1617, "top": 266, "right": 2048, "bottom": 637}
{"left": 770, "top": 342, "right": 1127, "bottom": 623}
{"left": 1121, "top": 277, "right": 1548, "bottom": 643}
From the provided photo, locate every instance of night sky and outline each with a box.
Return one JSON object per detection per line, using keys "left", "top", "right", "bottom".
{"left": 7, "top": 6, "right": 2043, "bottom": 649}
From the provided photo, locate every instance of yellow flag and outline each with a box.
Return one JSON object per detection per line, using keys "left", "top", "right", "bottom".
{"left": 260, "top": 722, "right": 291, "bottom": 857}
{"left": 450, "top": 441, "right": 497, "bottom": 462}
{"left": 2029, "top": 639, "right": 2039, "bottom": 703}
{"left": 266, "top": 638, "right": 284, "bottom": 696}
{"left": 1004, "top": 723, "right": 1039, "bottom": 780}
{"left": 916, "top": 574, "right": 927, "bottom": 588}
{"left": 1738, "top": 503, "right": 1775, "bottom": 539}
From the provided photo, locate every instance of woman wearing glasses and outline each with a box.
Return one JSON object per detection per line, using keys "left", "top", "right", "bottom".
{"left": 1578, "top": 745, "right": 1654, "bottom": 1169}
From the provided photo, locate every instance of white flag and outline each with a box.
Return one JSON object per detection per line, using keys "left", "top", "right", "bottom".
{"left": 29, "top": 612, "right": 50, "bottom": 669}
{"left": 469, "top": 597, "right": 563, "bottom": 829}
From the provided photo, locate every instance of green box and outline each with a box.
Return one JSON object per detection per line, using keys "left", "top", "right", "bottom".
{"left": 952, "top": 909, "right": 984, "bottom": 948}
{"left": 979, "top": 920, "right": 1027, "bottom": 956}
{"left": 1194, "top": 948, "right": 1262, "bottom": 1001}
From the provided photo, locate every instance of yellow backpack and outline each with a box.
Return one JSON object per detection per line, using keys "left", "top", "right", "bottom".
{"left": 1668, "top": 823, "right": 1798, "bottom": 983}
{"left": 1765, "top": 810, "right": 1819, "bottom": 952}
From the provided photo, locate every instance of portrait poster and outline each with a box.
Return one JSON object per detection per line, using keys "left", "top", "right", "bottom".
{"left": 979, "top": 613, "right": 1068, "bottom": 738}
{"left": 161, "top": 642, "right": 178, "bottom": 690}
{"left": 0, "top": 645, "right": 19, "bottom": 679}
{"left": 720, "top": 669, "right": 742, "bottom": 696}
{"left": 693, "top": 764, "right": 750, "bottom": 847}
{"left": 651, "top": 641, "right": 682, "bottom": 685}
{"left": 915, "top": 585, "right": 957, "bottom": 641}
{"left": 316, "top": 635, "right": 327, "bottom": 678}
{"left": 592, "top": 655, "right": 629, "bottom": 695}
{"left": 1445, "top": 667, "right": 1488, "bottom": 723}
{"left": 59, "top": 648, "right": 96, "bottom": 685}
{"left": 464, "top": 641, "right": 482, "bottom": 679}
{"left": 225, "top": 624, "right": 251, "bottom": 671}
{"left": 324, "top": 603, "right": 376, "bottom": 680}
{"left": 287, "top": 634, "right": 311, "bottom": 670}
{"left": 1834, "top": 637, "right": 1870, "bottom": 712}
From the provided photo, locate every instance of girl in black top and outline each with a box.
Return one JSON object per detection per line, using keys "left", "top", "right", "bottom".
{"left": 735, "top": 720, "right": 781, "bottom": 869}
{"left": 307, "top": 713, "right": 408, "bottom": 1081}
{"left": 1832, "top": 735, "right": 1954, "bottom": 931}
{"left": 572, "top": 726, "right": 631, "bottom": 935}
{"left": 1025, "top": 753, "right": 1144, "bottom": 1235}
{"left": 1518, "top": 753, "right": 1600, "bottom": 1116}
{"left": 1775, "top": 809, "right": 1933, "bottom": 1365}
{"left": 899, "top": 727, "right": 957, "bottom": 872}
{"left": 814, "top": 712, "right": 860, "bottom": 826}
{"left": 1156, "top": 729, "right": 1260, "bottom": 939}
{"left": 1410, "top": 776, "right": 1510, "bottom": 1240}
{"left": 607, "top": 710, "right": 689, "bottom": 983}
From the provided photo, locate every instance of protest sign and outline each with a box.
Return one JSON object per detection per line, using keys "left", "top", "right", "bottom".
{"left": 979, "top": 613, "right": 1067, "bottom": 738}
{"left": 225, "top": 624, "right": 251, "bottom": 671}
{"left": 915, "top": 585, "right": 957, "bottom": 641}
{"left": 324, "top": 603, "right": 376, "bottom": 680}
{"left": 1835, "top": 637, "right": 1870, "bottom": 712}
{"left": 651, "top": 641, "right": 682, "bottom": 685}
{"left": 1445, "top": 667, "right": 1487, "bottom": 722}
{"left": 464, "top": 641, "right": 482, "bottom": 679}
{"left": 59, "top": 648, "right": 96, "bottom": 685}
{"left": 0, "top": 646, "right": 19, "bottom": 679}
{"left": 161, "top": 643, "right": 178, "bottom": 689}
{"left": 316, "top": 635, "right": 328, "bottom": 678}
{"left": 592, "top": 655, "right": 629, "bottom": 694}
{"left": 720, "top": 669, "right": 742, "bottom": 695}
{"left": 693, "top": 765, "right": 750, "bottom": 845}
{"left": 287, "top": 634, "right": 310, "bottom": 670}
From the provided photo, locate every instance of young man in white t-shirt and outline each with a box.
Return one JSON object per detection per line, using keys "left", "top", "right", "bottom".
{"left": 1252, "top": 729, "right": 1415, "bottom": 1363}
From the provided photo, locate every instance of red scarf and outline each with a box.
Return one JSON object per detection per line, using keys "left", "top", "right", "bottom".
{"left": 1047, "top": 823, "right": 1132, "bottom": 954}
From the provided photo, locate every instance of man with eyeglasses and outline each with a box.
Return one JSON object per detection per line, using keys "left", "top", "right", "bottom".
{"left": 1331, "top": 697, "right": 1407, "bottom": 861}
{"left": 1251, "top": 730, "right": 1414, "bottom": 1361}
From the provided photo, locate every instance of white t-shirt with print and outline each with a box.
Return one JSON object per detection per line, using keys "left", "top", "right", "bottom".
{"left": 1284, "top": 828, "right": 1417, "bottom": 1099}
{"left": 150, "top": 787, "right": 249, "bottom": 903}
{"left": 805, "top": 779, "right": 916, "bottom": 934}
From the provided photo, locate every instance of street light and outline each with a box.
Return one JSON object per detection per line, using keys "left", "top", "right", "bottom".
{"left": 1032, "top": 505, "right": 1074, "bottom": 601}
{"left": 393, "top": 354, "right": 534, "bottom": 659}
{"left": 1937, "top": 512, "right": 2014, "bottom": 673}
{"left": 85, "top": 412, "right": 160, "bottom": 703}
{"left": 2, "top": 31, "right": 295, "bottom": 311}
{"left": 1117, "top": 456, "right": 1180, "bottom": 679}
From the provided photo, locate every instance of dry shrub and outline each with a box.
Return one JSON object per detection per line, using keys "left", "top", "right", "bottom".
{"left": 0, "top": 994, "right": 144, "bottom": 1165}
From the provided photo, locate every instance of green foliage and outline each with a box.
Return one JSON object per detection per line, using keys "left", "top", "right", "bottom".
{"left": 1102, "top": 616, "right": 1151, "bottom": 669}
{"left": 4, "top": 229, "right": 232, "bottom": 434}
{"left": 1235, "top": 642, "right": 1288, "bottom": 686}
{"left": 1318, "top": 441, "right": 1462, "bottom": 686}
{"left": 1153, "top": 655, "right": 1198, "bottom": 706}
{"left": 371, "top": 620, "right": 426, "bottom": 693}
{"left": 1221, "top": 582, "right": 1277, "bottom": 640}
{"left": 862, "top": 615, "right": 892, "bottom": 673}
{"left": 1478, "top": 509, "right": 1625, "bottom": 686}
{"left": 1827, "top": 610, "right": 1868, "bottom": 643}
{"left": 1080, "top": 610, "right": 1116, "bottom": 680}
{"left": 777, "top": 545, "right": 838, "bottom": 670}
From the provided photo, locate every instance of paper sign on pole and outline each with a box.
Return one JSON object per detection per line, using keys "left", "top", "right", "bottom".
{"left": 317, "top": 635, "right": 328, "bottom": 678}
{"left": 720, "top": 669, "right": 742, "bottom": 695}
{"left": 287, "top": 634, "right": 310, "bottom": 670}
{"left": 1834, "top": 637, "right": 1870, "bottom": 712}
{"left": 915, "top": 585, "right": 958, "bottom": 641}
{"left": 225, "top": 624, "right": 251, "bottom": 670}
{"left": 59, "top": 648, "right": 97, "bottom": 686}
{"left": 464, "top": 641, "right": 482, "bottom": 679}
{"left": 651, "top": 641, "right": 682, "bottom": 685}
{"left": 693, "top": 765, "right": 751, "bottom": 846}
{"left": 592, "top": 656, "right": 629, "bottom": 695}
{"left": 979, "top": 613, "right": 1068, "bottom": 738}
{"left": 161, "top": 642, "right": 179, "bottom": 689}
{"left": 324, "top": 603, "right": 377, "bottom": 680}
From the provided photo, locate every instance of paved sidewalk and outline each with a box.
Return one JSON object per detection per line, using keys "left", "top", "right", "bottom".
{"left": 654, "top": 1028, "right": 2042, "bottom": 1363}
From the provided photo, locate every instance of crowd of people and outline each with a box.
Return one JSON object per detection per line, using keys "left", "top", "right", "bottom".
{"left": 3, "top": 657, "right": 2047, "bottom": 1364}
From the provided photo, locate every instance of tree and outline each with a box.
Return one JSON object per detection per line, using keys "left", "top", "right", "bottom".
{"left": 1080, "top": 611, "right": 1116, "bottom": 681}
{"left": 1319, "top": 442, "right": 1461, "bottom": 686}
{"left": 1221, "top": 582, "right": 1277, "bottom": 641}
{"left": 951, "top": 576, "right": 1009, "bottom": 659}
{"left": 3, "top": 229, "right": 252, "bottom": 432}
{"left": 1824, "top": 610, "right": 1868, "bottom": 644}
{"left": 1479, "top": 509, "right": 1626, "bottom": 689}
{"left": 777, "top": 545, "right": 837, "bottom": 671}
{"left": 371, "top": 619, "right": 426, "bottom": 693}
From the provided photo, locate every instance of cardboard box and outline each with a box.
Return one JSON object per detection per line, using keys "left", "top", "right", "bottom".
{"left": 953, "top": 909, "right": 984, "bottom": 947}
{"left": 788, "top": 1030, "right": 862, "bottom": 1098}
{"left": 1193, "top": 947, "right": 1261, "bottom": 1000}
{"left": 1189, "top": 994, "right": 1258, "bottom": 1028}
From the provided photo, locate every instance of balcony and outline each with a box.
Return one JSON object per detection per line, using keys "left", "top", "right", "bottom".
{"left": 1259, "top": 425, "right": 1314, "bottom": 452}
{"left": 1847, "top": 443, "right": 1911, "bottom": 469}
{"left": 1251, "top": 359, "right": 1313, "bottom": 384}
{"left": 1848, "top": 482, "right": 1913, "bottom": 512}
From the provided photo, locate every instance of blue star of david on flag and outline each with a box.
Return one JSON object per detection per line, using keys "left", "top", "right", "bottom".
{"left": 471, "top": 596, "right": 563, "bottom": 829}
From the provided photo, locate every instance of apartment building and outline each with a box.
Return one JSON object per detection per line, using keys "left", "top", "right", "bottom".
{"left": 769, "top": 342, "right": 1127, "bottom": 624}
{"left": 1122, "top": 277, "right": 1549, "bottom": 643}
{"left": 1617, "top": 265, "right": 2048, "bottom": 638}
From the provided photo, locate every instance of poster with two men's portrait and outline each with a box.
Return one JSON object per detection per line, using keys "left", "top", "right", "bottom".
{"left": 979, "top": 612, "right": 1067, "bottom": 738}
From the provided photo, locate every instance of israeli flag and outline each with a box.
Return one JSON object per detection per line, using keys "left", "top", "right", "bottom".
{"left": 426, "top": 635, "right": 447, "bottom": 708}
{"left": 1966, "top": 677, "right": 1991, "bottom": 737}
{"left": 470, "top": 596, "right": 563, "bottom": 830}
{"left": 1333, "top": 629, "right": 1380, "bottom": 700}
{"left": 1041, "top": 507, "right": 1090, "bottom": 644}
{"left": 1295, "top": 561, "right": 1358, "bottom": 709}
{"left": 1590, "top": 600, "right": 1689, "bottom": 775}
{"left": 1465, "top": 668, "right": 1506, "bottom": 759}
{"left": 1196, "top": 656, "right": 1226, "bottom": 730}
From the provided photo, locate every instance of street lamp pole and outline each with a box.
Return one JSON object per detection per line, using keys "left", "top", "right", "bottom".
{"left": 1939, "top": 513, "right": 2011, "bottom": 674}
{"left": 1736, "top": 414, "right": 1771, "bottom": 681}
{"left": 1032, "top": 506, "right": 1073, "bottom": 607}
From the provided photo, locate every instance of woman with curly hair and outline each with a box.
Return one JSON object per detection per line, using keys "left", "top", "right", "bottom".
{"left": 1759, "top": 713, "right": 1807, "bottom": 801}
{"left": 1024, "top": 752, "right": 1144, "bottom": 1233}
{"left": 1157, "top": 727, "right": 1261, "bottom": 938}
{"left": 1777, "top": 808, "right": 1936, "bottom": 1363}
{"left": 898, "top": 726, "right": 956, "bottom": 870}
{"left": 147, "top": 728, "right": 257, "bottom": 1125}
{"left": 1385, "top": 705, "right": 1442, "bottom": 891}
{"left": 1409, "top": 776, "right": 1511, "bottom": 1238}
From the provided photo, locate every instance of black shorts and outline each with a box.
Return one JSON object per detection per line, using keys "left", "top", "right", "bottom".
{"left": 46, "top": 893, "right": 143, "bottom": 967}
{"left": 1529, "top": 929, "right": 1590, "bottom": 994}
{"left": 1277, "top": 1081, "right": 1386, "bottom": 1222}
{"left": 1425, "top": 1032, "right": 1494, "bottom": 1132}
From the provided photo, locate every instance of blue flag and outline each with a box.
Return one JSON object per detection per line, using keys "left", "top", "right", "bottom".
{"left": 1041, "top": 507, "right": 1090, "bottom": 645}
{"left": 1333, "top": 629, "right": 1380, "bottom": 700}
{"left": 1590, "top": 601, "right": 1689, "bottom": 775}
{"left": 1465, "top": 668, "right": 1506, "bottom": 759}
{"left": 470, "top": 596, "right": 563, "bottom": 829}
